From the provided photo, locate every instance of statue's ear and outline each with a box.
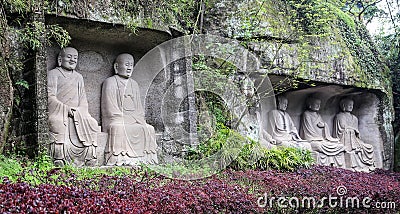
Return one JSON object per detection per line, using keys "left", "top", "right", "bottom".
{"left": 57, "top": 55, "right": 62, "bottom": 66}
{"left": 114, "top": 63, "right": 118, "bottom": 74}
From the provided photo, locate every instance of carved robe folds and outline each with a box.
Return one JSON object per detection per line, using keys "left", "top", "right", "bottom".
{"left": 102, "top": 75, "right": 158, "bottom": 166}
{"left": 265, "top": 110, "right": 311, "bottom": 150}
{"left": 48, "top": 68, "right": 100, "bottom": 166}
{"left": 300, "top": 110, "right": 345, "bottom": 167}
{"left": 333, "top": 112, "right": 375, "bottom": 171}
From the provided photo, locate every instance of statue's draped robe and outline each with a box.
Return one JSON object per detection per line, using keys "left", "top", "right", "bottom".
{"left": 333, "top": 112, "right": 374, "bottom": 170}
{"left": 300, "top": 110, "right": 344, "bottom": 167}
{"left": 47, "top": 68, "right": 99, "bottom": 166}
{"left": 102, "top": 76, "right": 157, "bottom": 165}
{"left": 265, "top": 110, "right": 311, "bottom": 150}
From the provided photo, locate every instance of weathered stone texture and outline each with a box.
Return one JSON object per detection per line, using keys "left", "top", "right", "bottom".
{"left": 1, "top": 0, "right": 394, "bottom": 170}
{"left": 33, "top": 3, "right": 50, "bottom": 153}
{"left": 203, "top": 0, "right": 394, "bottom": 169}
{"left": 0, "top": 5, "right": 13, "bottom": 152}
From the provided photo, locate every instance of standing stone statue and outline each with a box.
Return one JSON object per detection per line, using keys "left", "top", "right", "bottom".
{"left": 101, "top": 53, "right": 158, "bottom": 166}
{"left": 300, "top": 97, "right": 345, "bottom": 167}
{"left": 264, "top": 96, "right": 311, "bottom": 150}
{"left": 48, "top": 47, "right": 100, "bottom": 167}
{"left": 333, "top": 98, "right": 375, "bottom": 171}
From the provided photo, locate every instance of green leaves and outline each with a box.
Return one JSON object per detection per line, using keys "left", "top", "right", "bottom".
{"left": 4, "top": 0, "right": 34, "bottom": 14}
{"left": 17, "top": 22, "right": 71, "bottom": 50}
{"left": 289, "top": 0, "right": 337, "bottom": 36}
{"left": 0, "top": 153, "right": 134, "bottom": 185}
{"left": 0, "top": 155, "right": 23, "bottom": 182}
{"left": 17, "top": 21, "right": 45, "bottom": 50}
{"left": 15, "top": 80, "right": 29, "bottom": 89}
{"left": 46, "top": 24, "right": 71, "bottom": 48}
{"left": 188, "top": 124, "right": 314, "bottom": 172}
{"left": 231, "top": 140, "right": 314, "bottom": 171}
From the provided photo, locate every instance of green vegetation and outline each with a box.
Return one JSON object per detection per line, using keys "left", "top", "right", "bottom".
{"left": 188, "top": 126, "right": 314, "bottom": 172}
{"left": 0, "top": 155, "right": 23, "bottom": 182}
{"left": 368, "top": 1, "right": 400, "bottom": 171}
{"left": 289, "top": 0, "right": 337, "bottom": 36}
{"left": 187, "top": 53, "right": 314, "bottom": 178}
{"left": 0, "top": 135, "right": 313, "bottom": 184}
{"left": 0, "top": 154, "right": 133, "bottom": 185}
{"left": 0, "top": 0, "right": 395, "bottom": 171}
{"left": 0, "top": 0, "right": 72, "bottom": 155}
{"left": 51, "top": 0, "right": 204, "bottom": 34}
{"left": 231, "top": 140, "right": 313, "bottom": 171}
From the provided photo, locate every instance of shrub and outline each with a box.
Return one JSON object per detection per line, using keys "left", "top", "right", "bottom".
{"left": 0, "top": 170, "right": 258, "bottom": 213}
{"left": 0, "top": 154, "right": 132, "bottom": 185}
{"left": 188, "top": 127, "right": 314, "bottom": 172}
{"left": 1, "top": 165, "right": 399, "bottom": 213}
{"left": 0, "top": 155, "right": 23, "bottom": 182}
{"left": 230, "top": 140, "right": 314, "bottom": 171}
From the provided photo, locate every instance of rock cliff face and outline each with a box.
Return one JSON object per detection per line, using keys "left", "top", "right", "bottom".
{"left": 202, "top": 0, "right": 393, "bottom": 169}
{"left": 0, "top": 5, "right": 13, "bottom": 154}
{"left": 204, "top": 0, "right": 390, "bottom": 90}
{"left": 45, "top": 0, "right": 195, "bottom": 34}
{"left": 1, "top": 0, "right": 395, "bottom": 169}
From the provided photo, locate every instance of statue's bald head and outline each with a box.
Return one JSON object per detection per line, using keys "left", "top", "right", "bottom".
{"left": 276, "top": 95, "right": 288, "bottom": 111}
{"left": 340, "top": 98, "right": 354, "bottom": 112}
{"left": 115, "top": 53, "right": 134, "bottom": 65}
{"left": 114, "top": 53, "right": 134, "bottom": 78}
{"left": 306, "top": 96, "right": 321, "bottom": 107}
{"left": 58, "top": 47, "right": 78, "bottom": 70}
{"left": 60, "top": 47, "right": 78, "bottom": 57}
{"left": 306, "top": 96, "right": 321, "bottom": 111}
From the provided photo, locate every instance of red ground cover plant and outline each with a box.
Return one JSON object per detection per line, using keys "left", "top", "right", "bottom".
{"left": 0, "top": 172, "right": 257, "bottom": 213}
{"left": 1, "top": 165, "right": 399, "bottom": 213}
{"left": 228, "top": 166, "right": 400, "bottom": 213}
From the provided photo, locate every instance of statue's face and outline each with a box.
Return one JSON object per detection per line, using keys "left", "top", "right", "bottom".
{"left": 242, "top": 86, "right": 254, "bottom": 98}
{"left": 342, "top": 100, "right": 354, "bottom": 112}
{"left": 115, "top": 55, "right": 134, "bottom": 78}
{"left": 59, "top": 48, "right": 78, "bottom": 71}
{"left": 241, "top": 78, "right": 255, "bottom": 98}
{"left": 309, "top": 99, "right": 321, "bottom": 111}
{"left": 277, "top": 97, "right": 288, "bottom": 111}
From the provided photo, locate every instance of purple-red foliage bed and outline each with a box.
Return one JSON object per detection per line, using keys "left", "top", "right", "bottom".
{"left": 1, "top": 165, "right": 399, "bottom": 213}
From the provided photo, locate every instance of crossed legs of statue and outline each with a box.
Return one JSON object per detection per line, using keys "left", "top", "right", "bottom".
{"left": 105, "top": 122, "right": 158, "bottom": 166}
{"left": 49, "top": 117, "right": 97, "bottom": 167}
